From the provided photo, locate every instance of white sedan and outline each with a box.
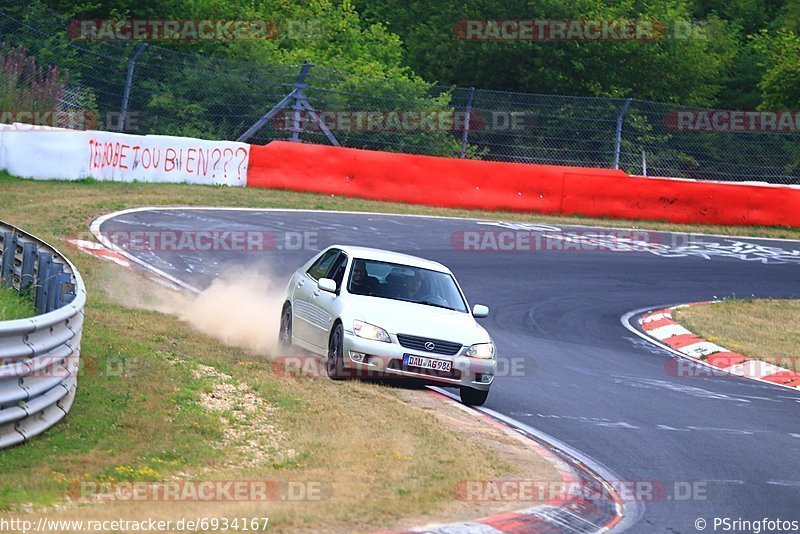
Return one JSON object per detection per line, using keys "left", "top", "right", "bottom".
{"left": 278, "top": 245, "right": 497, "bottom": 405}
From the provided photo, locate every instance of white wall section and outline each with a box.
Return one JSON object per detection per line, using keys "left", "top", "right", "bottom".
{"left": 0, "top": 124, "right": 248, "bottom": 186}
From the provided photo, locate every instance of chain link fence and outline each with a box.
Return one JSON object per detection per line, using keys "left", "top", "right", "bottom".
{"left": 2, "top": 1, "right": 798, "bottom": 184}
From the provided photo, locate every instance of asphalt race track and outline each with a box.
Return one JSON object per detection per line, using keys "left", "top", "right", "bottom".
{"left": 98, "top": 208, "right": 800, "bottom": 533}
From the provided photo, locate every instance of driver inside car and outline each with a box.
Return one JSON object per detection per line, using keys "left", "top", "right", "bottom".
{"left": 350, "top": 260, "right": 379, "bottom": 295}
{"left": 405, "top": 271, "right": 427, "bottom": 301}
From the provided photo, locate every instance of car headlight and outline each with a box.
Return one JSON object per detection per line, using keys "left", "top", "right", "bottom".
{"left": 465, "top": 342, "right": 495, "bottom": 359}
{"left": 353, "top": 320, "right": 391, "bottom": 343}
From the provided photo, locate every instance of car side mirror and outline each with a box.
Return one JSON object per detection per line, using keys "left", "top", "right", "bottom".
{"left": 472, "top": 304, "right": 489, "bottom": 318}
{"left": 318, "top": 278, "right": 337, "bottom": 293}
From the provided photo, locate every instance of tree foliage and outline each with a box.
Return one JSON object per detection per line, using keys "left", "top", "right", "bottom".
{"left": 356, "top": 0, "right": 798, "bottom": 110}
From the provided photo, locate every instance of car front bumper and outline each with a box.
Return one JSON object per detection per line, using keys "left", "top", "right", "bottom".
{"left": 341, "top": 331, "right": 496, "bottom": 391}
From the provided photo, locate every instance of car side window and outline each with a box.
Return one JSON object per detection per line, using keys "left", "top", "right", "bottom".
{"left": 306, "top": 249, "right": 340, "bottom": 280}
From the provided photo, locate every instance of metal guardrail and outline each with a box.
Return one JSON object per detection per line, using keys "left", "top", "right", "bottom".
{"left": 0, "top": 221, "right": 86, "bottom": 449}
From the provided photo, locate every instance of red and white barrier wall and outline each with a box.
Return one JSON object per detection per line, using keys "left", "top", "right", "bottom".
{"left": 3, "top": 125, "right": 799, "bottom": 228}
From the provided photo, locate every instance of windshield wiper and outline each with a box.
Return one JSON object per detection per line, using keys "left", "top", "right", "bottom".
{"left": 418, "top": 300, "right": 457, "bottom": 311}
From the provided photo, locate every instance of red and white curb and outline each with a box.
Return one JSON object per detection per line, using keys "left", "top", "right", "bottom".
{"left": 66, "top": 238, "right": 132, "bottom": 268}
{"left": 639, "top": 304, "right": 800, "bottom": 390}
{"left": 65, "top": 237, "right": 185, "bottom": 292}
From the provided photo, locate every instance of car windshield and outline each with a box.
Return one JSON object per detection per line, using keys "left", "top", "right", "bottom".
{"left": 347, "top": 258, "right": 468, "bottom": 313}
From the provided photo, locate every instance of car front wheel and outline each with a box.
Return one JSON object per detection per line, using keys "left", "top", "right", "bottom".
{"left": 327, "top": 323, "right": 347, "bottom": 380}
{"left": 460, "top": 386, "right": 489, "bottom": 406}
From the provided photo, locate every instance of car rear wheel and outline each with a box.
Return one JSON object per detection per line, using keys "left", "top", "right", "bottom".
{"left": 327, "top": 323, "right": 347, "bottom": 380}
{"left": 278, "top": 303, "right": 293, "bottom": 352}
{"left": 460, "top": 387, "right": 489, "bottom": 406}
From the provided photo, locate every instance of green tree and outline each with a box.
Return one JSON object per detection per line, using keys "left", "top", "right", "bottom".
{"left": 751, "top": 29, "right": 800, "bottom": 109}
{"left": 355, "top": 0, "right": 739, "bottom": 105}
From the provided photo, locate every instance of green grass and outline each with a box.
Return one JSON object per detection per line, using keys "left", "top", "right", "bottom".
{"left": 0, "top": 286, "right": 35, "bottom": 320}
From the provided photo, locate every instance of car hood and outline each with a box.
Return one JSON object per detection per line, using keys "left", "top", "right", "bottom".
{"left": 347, "top": 295, "right": 490, "bottom": 343}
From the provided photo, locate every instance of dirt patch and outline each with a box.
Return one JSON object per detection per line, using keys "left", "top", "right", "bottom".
{"left": 192, "top": 364, "right": 294, "bottom": 469}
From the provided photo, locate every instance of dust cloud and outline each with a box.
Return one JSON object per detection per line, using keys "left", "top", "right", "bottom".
{"left": 100, "top": 264, "right": 287, "bottom": 358}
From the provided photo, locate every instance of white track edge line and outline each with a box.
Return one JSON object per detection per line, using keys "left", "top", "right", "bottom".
{"left": 89, "top": 216, "right": 202, "bottom": 294}
{"left": 90, "top": 206, "right": 800, "bottom": 244}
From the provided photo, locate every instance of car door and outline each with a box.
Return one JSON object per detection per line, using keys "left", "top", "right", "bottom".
{"left": 293, "top": 248, "right": 340, "bottom": 346}
{"left": 306, "top": 251, "right": 348, "bottom": 349}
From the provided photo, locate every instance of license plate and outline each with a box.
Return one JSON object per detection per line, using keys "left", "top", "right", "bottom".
{"left": 403, "top": 354, "right": 452, "bottom": 372}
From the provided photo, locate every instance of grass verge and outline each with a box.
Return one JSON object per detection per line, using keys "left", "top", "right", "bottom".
{"left": 0, "top": 286, "right": 35, "bottom": 320}
{"left": 674, "top": 299, "right": 800, "bottom": 370}
{"left": 0, "top": 172, "right": 566, "bottom": 531}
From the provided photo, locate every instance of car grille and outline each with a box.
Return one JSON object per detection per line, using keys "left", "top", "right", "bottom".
{"left": 396, "top": 334, "right": 462, "bottom": 356}
{"left": 388, "top": 359, "right": 462, "bottom": 380}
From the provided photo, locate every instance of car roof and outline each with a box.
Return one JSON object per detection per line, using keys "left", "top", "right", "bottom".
{"left": 329, "top": 245, "right": 451, "bottom": 273}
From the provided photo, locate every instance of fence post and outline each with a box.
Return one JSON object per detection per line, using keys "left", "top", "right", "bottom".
{"left": 642, "top": 150, "right": 647, "bottom": 177}
{"left": 20, "top": 242, "right": 37, "bottom": 290}
{"left": 46, "top": 263, "right": 62, "bottom": 313}
{"left": 1, "top": 232, "right": 17, "bottom": 288}
{"left": 289, "top": 61, "right": 314, "bottom": 143}
{"left": 613, "top": 98, "right": 632, "bottom": 170}
{"left": 120, "top": 43, "right": 148, "bottom": 132}
{"left": 35, "top": 252, "right": 53, "bottom": 314}
{"left": 459, "top": 87, "right": 475, "bottom": 159}
{"left": 55, "top": 271, "right": 71, "bottom": 310}
{"left": 236, "top": 61, "right": 314, "bottom": 143}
